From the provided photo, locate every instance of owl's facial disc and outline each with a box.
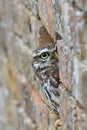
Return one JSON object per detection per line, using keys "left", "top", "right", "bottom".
{"left": 32, "top": 45, "right": 58, "bottom": 71}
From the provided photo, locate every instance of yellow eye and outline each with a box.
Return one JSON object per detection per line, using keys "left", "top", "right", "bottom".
{"left": 40, "top": 52, "right": 49, "bottom": 59}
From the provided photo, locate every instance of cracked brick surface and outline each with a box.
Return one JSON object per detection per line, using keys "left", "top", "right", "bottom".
{"left": 0, "top": 0, "right": 87, "bottom": 130}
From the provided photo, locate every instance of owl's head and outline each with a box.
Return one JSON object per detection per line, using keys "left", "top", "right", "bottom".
{"left": 31, "top": 43, "right": 59, "bottom": 73}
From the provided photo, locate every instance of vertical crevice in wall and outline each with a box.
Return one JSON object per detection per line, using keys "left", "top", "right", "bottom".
{"left": 0, "top": 0, "right": 87, "bottom": 130}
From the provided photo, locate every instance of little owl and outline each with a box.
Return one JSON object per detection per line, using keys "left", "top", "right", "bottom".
{"left": 31, "top": 43, "right": 61, "bottom": 113}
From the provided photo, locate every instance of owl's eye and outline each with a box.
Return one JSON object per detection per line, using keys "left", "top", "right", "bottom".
{"left": 40, "top": 52, "right": 49, "bottom": 59}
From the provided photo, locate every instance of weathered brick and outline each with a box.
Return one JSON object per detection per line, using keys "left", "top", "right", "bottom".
{"left": 0, "top": 0, "right": 87, "bottom": 130}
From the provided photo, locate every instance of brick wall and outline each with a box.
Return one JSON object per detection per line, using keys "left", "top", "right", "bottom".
{"left": 0, "top": 0, "right": 87, "bottom": 130}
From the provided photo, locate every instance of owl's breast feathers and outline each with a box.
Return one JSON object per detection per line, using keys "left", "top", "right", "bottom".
{"left": 40, "top": 69, "right": 61, "bottom": 112}
{"left": 39, "top": 67, "right": 61, "bottom": 88}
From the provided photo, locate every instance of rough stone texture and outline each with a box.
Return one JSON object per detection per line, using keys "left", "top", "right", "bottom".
{"left": 0, "top": 0, "right": 87, "bottom": 130}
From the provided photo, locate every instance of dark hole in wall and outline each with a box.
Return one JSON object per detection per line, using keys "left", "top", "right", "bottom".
{"left": 39, "top": 26, "right": 62, "bottom": 45}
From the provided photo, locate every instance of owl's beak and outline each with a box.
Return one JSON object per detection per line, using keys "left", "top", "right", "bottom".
{"left": 53, "top": 52, "right": 58, "bottom": 59}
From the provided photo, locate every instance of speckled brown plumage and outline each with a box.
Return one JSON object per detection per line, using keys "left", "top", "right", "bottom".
{"left": 31, "top": 43, "right": 61, "bottom": 113}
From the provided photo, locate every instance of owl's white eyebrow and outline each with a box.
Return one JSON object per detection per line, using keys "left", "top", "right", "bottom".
{"left": 39, "top": 47, "right": 56, "bottom": 54}
{"left": 32, "top": 48, "right": 49, "bottom": 57}
{"left": 32, "top": 47, "right": 56, "bottom": 57}
{"left": 39, "top": 48, "right": 49, "bottom": 54}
